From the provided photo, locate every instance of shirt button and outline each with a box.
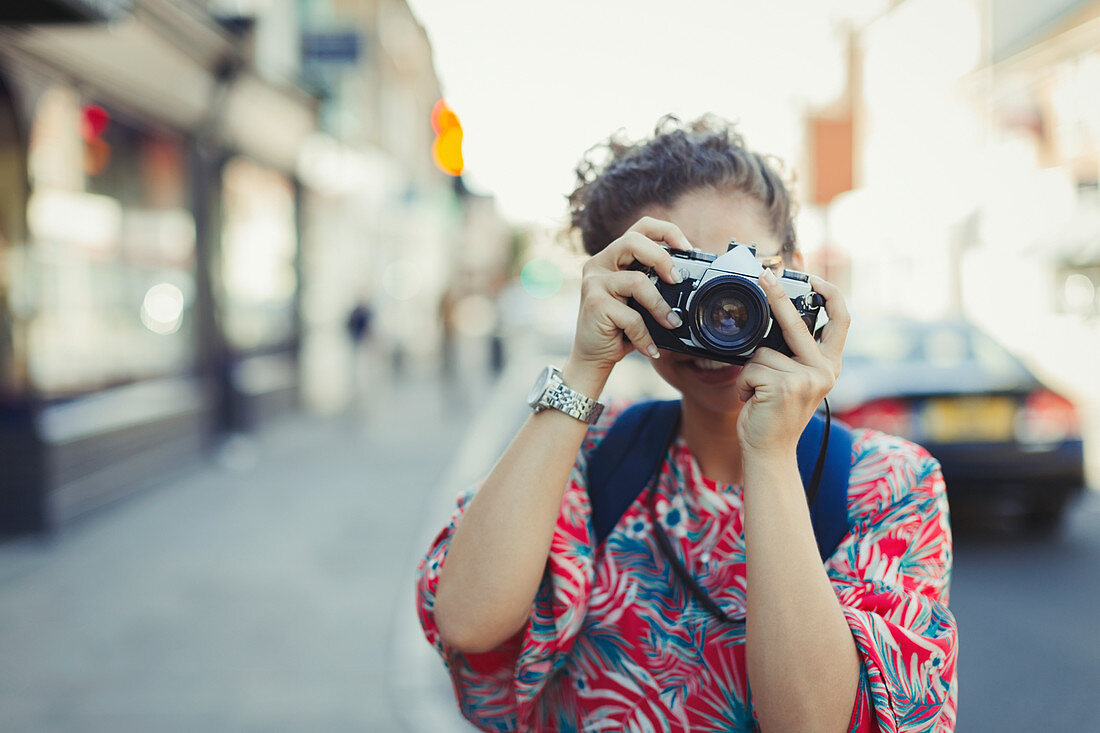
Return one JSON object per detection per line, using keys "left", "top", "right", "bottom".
{"left": 700, "top": 552, "right": 711, "bottom": 563}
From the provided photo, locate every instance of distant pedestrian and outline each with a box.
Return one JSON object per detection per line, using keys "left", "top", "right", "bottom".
{"left": 416, "top": 116, "right": 957, "bottom": 731}
{"left": 345, "top": 300, "right": 374, "bottom": 415}
{"left": 346, "top": 302, "right": 373, "bottom": 345}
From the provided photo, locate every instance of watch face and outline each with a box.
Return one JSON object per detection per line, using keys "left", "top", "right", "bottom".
{"left": 527, "top": 366, "right": 554, "bottom": 406}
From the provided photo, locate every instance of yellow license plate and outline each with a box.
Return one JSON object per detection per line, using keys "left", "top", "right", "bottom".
{"left": 923, "top": 397, "right": 1016, "bottom": 443}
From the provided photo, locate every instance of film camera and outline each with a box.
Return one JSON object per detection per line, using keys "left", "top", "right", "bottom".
{"left": 628, "top": 240, "right": 827, "bottom": 364}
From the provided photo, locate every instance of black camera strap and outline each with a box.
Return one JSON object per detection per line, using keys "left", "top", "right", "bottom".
{"left": 646, "top": 462, "right": 738, "bottom": 625}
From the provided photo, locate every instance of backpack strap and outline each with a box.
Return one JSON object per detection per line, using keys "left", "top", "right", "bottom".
{"left": 587, "top": 400, "right": 681, "bottom": 546}
{"left": 797, "top": 410, "right": 854, "bottom": 560}
{"left": 587, "top": 400, "right": 854, "bottom": 561}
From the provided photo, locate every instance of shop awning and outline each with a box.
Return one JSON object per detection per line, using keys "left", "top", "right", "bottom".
{"left": 3, "top": 4, "right": 317, "bottom": 175}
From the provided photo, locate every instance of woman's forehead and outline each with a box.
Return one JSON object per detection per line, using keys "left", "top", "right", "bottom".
{"left": 637, "top": 188, "right": 781, "bottom": 257}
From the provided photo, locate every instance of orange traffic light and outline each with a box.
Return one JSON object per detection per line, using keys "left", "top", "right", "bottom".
{"left": 431, "top": 99, "right": 463, "bottom": 176}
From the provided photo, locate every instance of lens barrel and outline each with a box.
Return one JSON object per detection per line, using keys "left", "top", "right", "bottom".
{"left": 689, "top": 276, "right": 769, "bottom": 355}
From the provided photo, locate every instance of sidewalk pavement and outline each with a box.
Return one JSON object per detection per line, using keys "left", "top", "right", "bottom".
{"left": 0, "top": 359, "right": 515, "bottom": 733}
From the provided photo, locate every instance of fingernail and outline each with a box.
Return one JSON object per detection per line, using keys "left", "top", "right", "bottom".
{"left": 648, "top": 346, "right": 660, "bottom": 359}
{"left": 670, "top": 269, "right": 683, "bottom": 284}
{"left": 760, "top": 269, "right": 776, "bottom": 287}
{"left": 667, "top": 311, "right": 682, "bottom": 328}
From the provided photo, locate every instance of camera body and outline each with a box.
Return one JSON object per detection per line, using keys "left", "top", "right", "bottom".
{"left": 629, "top": 240, "right": 827, "bottom": 364}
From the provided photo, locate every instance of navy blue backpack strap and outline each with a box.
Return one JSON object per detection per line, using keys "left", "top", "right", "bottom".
{"left": 798, "top": 411, "right": 855, "bottom": 560}
{"left": 587, "top": 400, "right": 680, "bottom": 546}
{"left": 588, "top": 400, "right": 855, "bottom": 561}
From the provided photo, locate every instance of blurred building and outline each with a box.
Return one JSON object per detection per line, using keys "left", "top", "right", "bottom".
{"left": 972, "top": 0, "right": 1100, "bottom": 325}
{"left": 800, "top": 0, "right": 1099, "bottom": 352}
{"left": 0, "top": 0, "right": 505, "bottom": 534}
{"left": 293, "top": 0, "right": 505, "bottom": 411}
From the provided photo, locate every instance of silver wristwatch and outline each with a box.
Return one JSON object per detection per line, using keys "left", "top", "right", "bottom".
{"left": 527, "top": 365, "right": 605, "bottom": 424}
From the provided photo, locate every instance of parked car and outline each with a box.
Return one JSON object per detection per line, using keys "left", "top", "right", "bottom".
{"left": 830, "top": 318, "right": 1085, "bottom": 532}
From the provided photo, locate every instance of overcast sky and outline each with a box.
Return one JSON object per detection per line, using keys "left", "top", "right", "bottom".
{"left": 406, "top": 0, "right": 873, "bottom": 224}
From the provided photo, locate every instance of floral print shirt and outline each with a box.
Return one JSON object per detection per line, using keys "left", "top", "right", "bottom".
{"left": 415, "top": 400, "right": 958, "bottom": 732}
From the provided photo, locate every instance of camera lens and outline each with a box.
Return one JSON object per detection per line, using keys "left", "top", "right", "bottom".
{"left": 706, "top": 295, "right": 750, "bottom": 338}
{"left": 690, "top": 276, "right": 769, "bottom": 355}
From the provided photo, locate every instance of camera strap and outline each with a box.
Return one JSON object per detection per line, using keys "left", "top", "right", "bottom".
{"left": 587, "top": 398, "right": 853, "bottom": 625}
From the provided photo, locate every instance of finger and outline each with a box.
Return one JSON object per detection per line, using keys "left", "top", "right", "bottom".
{"left": 626, "top": 216, "right": 693, "bottom": 251}
{"left": 747, "top": 346, "right": 798, "bottom": 373}
{"left": 731, "top": 362, "right": 783, "bottom": 403}
{"left": 604, "top": 299, "right": 661, "bottom": 359}
{"left": 607, "top": 231, "right": 682, "bottom": 286}
{"left": 758, "top": 269, "right": 820, "bottom": 362}
{"left": 808, "top": 275, "right": 850, "bottom": 369}
{"left": 603, "top": 270, "right": 681, "bottom": 329}
{"left": 751, "top": 347, "right": 835, "bottom": 400}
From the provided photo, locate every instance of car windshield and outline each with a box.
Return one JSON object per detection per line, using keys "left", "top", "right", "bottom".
{"left": 844, "top": 321, "right": 1030, "bottom": 382}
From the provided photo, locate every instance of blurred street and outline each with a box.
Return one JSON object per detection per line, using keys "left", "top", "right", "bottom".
{"left": 2, "top": 1, "right": 1100, "bottom": 731}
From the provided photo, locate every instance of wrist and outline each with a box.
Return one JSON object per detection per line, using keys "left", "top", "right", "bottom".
{"left": 562, "top": 355, "right": 611, "bottom": 402}
{"left": 740, "top": 443, "right": 799, "bottom": 471}
{"left": 741, "top": 453, "right": 802, "bottom": 503}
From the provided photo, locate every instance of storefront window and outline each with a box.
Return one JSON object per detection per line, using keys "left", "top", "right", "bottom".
{"left": 220, "top": 156, "right": 297, "bottom": 351}
{"left": 25, "top": 85, "right": 196, "bottom": 397}
{"left": 0, "top": 76, "right": 26, "bottom": 397}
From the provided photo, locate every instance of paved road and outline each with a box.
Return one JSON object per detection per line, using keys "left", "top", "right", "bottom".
{"left": 950, "top": 497, "right": 1100, "bottom": 731}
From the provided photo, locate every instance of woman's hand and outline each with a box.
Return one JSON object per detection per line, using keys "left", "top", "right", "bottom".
{"left": 569, "top": 217, "right": 693, "bottom": 379}
{"left": 733, "top": 271, "right": 851, "bottom": 458}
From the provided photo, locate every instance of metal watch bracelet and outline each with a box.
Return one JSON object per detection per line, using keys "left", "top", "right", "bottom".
{"left": 529, "top": 366, "right": 605, "bottom": 424}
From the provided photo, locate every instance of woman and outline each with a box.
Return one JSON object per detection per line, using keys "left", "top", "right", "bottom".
{"left": 415, "top": 116, "right": 958, "bottom": 732}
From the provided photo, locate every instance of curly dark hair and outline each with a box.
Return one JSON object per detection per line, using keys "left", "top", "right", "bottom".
{"left": 568, "top": 115, "right": 798, "bottom": 258}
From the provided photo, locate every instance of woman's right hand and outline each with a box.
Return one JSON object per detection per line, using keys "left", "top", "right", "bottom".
{"left": 569, "top": 216, "right": 694, "bottom": 378}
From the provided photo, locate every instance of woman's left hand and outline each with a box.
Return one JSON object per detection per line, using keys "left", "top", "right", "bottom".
{"left": 734, "top": 270, "right": 850, "bottom": 459}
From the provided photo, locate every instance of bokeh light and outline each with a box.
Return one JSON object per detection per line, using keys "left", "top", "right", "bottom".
{"left": 520, "top": 257, "right": 564, "bottom": 299}
{"left": 140, "top": 283, "right": 185, "bottom": 335}
{"left": 1064, "top": 273, "right": 1096, "bottom": 314}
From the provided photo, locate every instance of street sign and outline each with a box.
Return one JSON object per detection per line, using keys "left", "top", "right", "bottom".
{"left": 301, "top": 31, "right": 363, "bottom": 65}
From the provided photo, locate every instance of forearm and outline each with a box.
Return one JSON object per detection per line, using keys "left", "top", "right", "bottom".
{"left": 434, "top": 359, "right": 608, "bottom": 654}
{"left": 743, "top": 452, "right": 860, "bottom": 732}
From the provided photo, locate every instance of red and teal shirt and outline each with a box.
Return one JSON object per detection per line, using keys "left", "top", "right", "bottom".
{"left": 415, "top": 400, "right": 958, "bottom": 731}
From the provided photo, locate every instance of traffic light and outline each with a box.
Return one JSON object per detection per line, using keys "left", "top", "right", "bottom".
{"left": 81, "top": 103, "right": 111, "bottom": 176}
{"left": 431, "top": 99, "right": 463, "bottom": 176}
